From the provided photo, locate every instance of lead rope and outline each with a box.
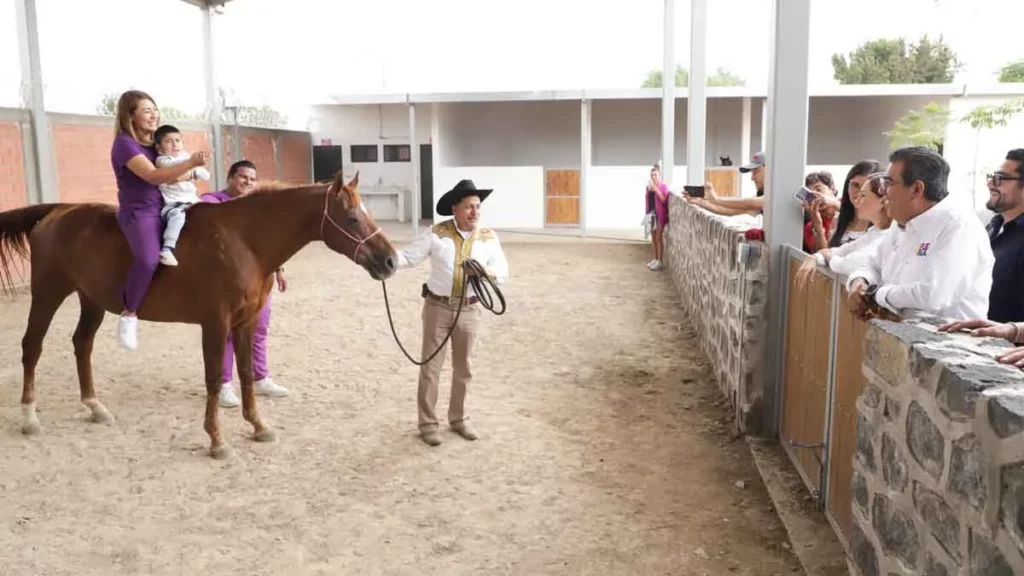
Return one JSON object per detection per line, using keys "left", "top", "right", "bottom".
{"left": 382, "top": 259, "right": 505, "bottom": 366}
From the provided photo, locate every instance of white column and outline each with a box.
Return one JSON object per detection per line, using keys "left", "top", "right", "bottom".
{"left": 761, "top": 0, "right": 812, "bottom": 436}
{"left": 202, "top": 5, "right": 225, "bottom": 189}
{"left": 760, "top": 98, "right": 768, "bottom": 153}
{"left": 408, "top": 102, "right": 419, "bottom": 234}
{"left": 430, "top": 103, "right": 441, "bottom": 225}
{"left": 686, "top": 0, "right": 708, "bottom": 186}
{"left": 741, "top": 97, "right": 752, "bottom": 196}
{"left": 580, "top": 99, "right": 592, "bottom": 236}
{"left": 15, "top": 0, "right": 56, "bottom": 203}
{"left": 661, "top": 0, "right": 675, "bottom": 184}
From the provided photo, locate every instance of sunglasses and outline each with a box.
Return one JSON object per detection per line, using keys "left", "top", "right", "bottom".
{"left": 988, "top": 173, "right": 1023, "bottom": 187}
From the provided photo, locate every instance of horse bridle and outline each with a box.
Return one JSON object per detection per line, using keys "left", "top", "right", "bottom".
{"left": 319, "top": 183, "right": 381, "bottom": 263}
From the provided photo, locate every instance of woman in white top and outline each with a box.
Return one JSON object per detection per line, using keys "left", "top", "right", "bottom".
{"left": 796, "top": 173, "right": 891, "bottom": 286}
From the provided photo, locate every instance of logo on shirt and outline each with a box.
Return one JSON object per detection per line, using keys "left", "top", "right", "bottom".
{"left": 916, "top": 242, "right": 931, "bottom": 256}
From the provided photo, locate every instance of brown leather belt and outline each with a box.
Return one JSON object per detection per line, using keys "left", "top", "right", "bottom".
{"left": 422, "top": 284, "right": 478, "bottom": 306}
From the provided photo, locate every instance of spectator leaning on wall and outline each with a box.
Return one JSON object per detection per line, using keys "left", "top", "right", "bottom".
{"left": 983, "top": 148, "right": 1024, "bottom": 323}
{"left": 846, "top": 146, "right": 995, "bottom": 321}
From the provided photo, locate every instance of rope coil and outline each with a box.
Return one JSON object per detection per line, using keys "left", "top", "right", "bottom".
{"left": 382, "top": 258, "right": 505, "bottom": 366}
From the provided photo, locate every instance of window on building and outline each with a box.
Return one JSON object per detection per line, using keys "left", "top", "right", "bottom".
{"left": 384, "top": 144, "right": 411, "bottom": 162}
{"left": 351, "top": 145, "right": 378, "bottom": 163}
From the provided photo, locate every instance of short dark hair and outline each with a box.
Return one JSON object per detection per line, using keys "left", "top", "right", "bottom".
{"left": 805, "top": 170, "right": 835, "bottom": 190}
{"left": 1007, "top": 149, "right": 1024, "bottom": 179}
{"left": 888, "top": 146, "right": 949, "bottom": 202}
{"left": 228, "top": 160, "right": 256, "bottom": 179}
{"left": 154, "top": 124, "right": 180, "bottom": 146}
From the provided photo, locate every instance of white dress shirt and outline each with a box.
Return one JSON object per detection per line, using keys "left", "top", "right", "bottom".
{"left": 814, "top": 225, "right": 885, "bottom": 277}
{"left": 396, "top": 219, "right": 510, "bottom": 299}
{"left": 155, "top": 151, "right": 211, "bottom": 204}
{"left": 846, "top": 198, "right": 994, "bottom": 321}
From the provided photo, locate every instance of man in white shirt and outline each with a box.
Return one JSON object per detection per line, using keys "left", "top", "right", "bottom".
{"left": 847, "top": 146, "right": 994, "bottom": 321}
{"left": 396, "top": 179, "right": 510, "bottom": 446}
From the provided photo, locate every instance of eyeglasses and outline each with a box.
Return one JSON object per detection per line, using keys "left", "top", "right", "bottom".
{"left": 988, "top": 173, "right": 1023, "bottom": 186}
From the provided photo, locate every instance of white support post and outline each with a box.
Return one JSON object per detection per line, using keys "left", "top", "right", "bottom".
{"left": 201, "top": 5, "right": 225, "bottom": 189}
{"left": 745, "top": 95, "right": 753, "bottom": 181}
{"left": 686, "top": 0, "right": 708, "bottom": 186}
{"left": 15, "top": 0, "right": 56, "bottom": 204}
{"left": 408, "top": 102, "right": 419, "bottom": 235}
{"left": 761, "top": 98, "right": 768, "bottom": 154}
{"left": 661, "top": 0, "right": 675, "bottom": 184}
{"left": 430, "top": 103, "right": 441, "bottom": 225}
{"left": 761, "top": 0, "right": 812, "bottom": 436}
{"left": 580, "top": 99, "right": 592, "bottom": 236}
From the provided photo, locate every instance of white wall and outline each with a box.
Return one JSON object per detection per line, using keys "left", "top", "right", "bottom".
{"left": 434, "top": 166, "right": 545, "bottom": 229}
{"left": 440, "top": 101, "right": 581, "bottom": 168}
{"left": 309, "top": 104, "right": 430, "bottom": 219}
{"left": 587, "top": 165, "right": 688, "bottom": 230}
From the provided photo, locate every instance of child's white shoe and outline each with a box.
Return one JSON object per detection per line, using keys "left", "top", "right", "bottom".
{"left": 159, "top": 249, "right": 178, "bottom": 267}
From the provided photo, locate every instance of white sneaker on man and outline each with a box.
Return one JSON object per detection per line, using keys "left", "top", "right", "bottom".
{"left": 219, "top": 383, "right": 240, "bottom": 408}
{"left": 117, "top": 315, "right": 138, "bottom": 350}
{"left": 649, "top": 260, "right": 663, "bottom": 271}
{"left": 646, "top": 259, "right": 657, "bottom": 269}
{"left": 255, "top": 378, "right": 289, "bottom": 397}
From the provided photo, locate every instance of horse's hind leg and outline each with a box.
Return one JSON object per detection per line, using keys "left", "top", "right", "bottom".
{"left": 232, "top": 319, "right": 274, "bottom": 443}
{"left": 21, "top": 285, "right": 72, "bottom": 435}
{"left": 73, "top": 292, "right": 113, "bottom": 424}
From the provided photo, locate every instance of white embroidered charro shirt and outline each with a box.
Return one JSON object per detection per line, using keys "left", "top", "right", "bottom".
{"left": 396, "top": 219, "right": 510, "bottom": 299}
{"left": 846, "top": 198, "right": 994, "bottom": 321}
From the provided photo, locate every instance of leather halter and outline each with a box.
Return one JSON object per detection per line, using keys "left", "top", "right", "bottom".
{"left": 319, "top": 183, "right": 381, "bottom": 263}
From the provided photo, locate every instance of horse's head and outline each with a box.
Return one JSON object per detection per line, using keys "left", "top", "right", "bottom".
{"left": 321, "top": 171, "right": 397, "bottom": 281}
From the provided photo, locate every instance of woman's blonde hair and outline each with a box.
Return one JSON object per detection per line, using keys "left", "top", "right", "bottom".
{"left": 114, "top": 90, "right": 157, "bottom": 144}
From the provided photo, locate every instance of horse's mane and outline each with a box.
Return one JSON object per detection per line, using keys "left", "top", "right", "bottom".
{"left": 247, "top": 179, "right": 362, "bottom": 207}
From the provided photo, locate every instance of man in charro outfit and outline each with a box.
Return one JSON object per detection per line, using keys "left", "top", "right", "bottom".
{"left": 396, "top": 179, "right": 510, "bottom": 446}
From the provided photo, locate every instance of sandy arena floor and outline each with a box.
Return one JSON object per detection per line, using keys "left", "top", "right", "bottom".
{"left": 0, "top": 236, "right": 802, "bottom": 575}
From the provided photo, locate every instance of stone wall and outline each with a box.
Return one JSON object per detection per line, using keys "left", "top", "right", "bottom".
{"left": 852, "top": 317, "right": 1024, "bottom": 575}
{"left": 664, "top": 195, "right": 768, "bottom": 433}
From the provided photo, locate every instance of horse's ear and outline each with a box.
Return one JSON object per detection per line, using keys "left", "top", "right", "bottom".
{"left": 346, "top": 171, "right": 360, "bottom": 190}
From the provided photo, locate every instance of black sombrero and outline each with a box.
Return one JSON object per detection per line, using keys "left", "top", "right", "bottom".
{"left": 436, "top": 179, "right": 493, "bottom": 216}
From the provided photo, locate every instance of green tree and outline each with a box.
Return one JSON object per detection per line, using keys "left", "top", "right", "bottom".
{"left": 95, "top": 92, "right": 204, "bottom": 122}
{"left": 641, "top": 65, "right": 745, "bottom": 88}
{"left": 884, "top": 101, "right": 951, "bottom": 155}
{"left": 998, "top": 60, "right": 1024, "bottom": 83}
{"left": 831, "top": 35, "right": 960, "bottom": 84}
{"left": 959, "top": 97, "right": 1024, "bottom": 203}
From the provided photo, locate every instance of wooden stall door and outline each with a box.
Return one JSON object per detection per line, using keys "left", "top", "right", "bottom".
{"left": 705, "top": 168, "right": 740, "bottom": 198}
{"left": 825, "top": 287, "right": 870, "bottom": 541}
{"left": 545, "top": 169, "right": 580, "bottom": 226}
{"left": 780, "top": 263, "right": 835, "bottom": 498}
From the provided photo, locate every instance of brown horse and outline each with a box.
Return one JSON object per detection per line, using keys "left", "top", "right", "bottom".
{"left": 0, "top": 171, "right": 396, "bottom": 459}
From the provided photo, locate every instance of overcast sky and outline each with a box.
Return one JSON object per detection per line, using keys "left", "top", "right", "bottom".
{"left": 1, "top": 0, "right": 1022, "bottom": 129}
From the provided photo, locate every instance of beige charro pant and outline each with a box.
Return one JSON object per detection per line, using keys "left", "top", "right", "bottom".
{"left": 417, "top": 296, "right": 482, "bottom": 431}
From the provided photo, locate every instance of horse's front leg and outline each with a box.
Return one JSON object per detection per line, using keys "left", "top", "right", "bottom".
{"left": 202, "top": 320, "right": 232, "bottom": 459}
{"left": 233, "top": 318, "right": 275, "bottom": 443}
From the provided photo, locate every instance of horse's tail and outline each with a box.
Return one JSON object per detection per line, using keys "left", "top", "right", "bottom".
{"left": 0, "top": 203, "right": 62, "bottom": 294}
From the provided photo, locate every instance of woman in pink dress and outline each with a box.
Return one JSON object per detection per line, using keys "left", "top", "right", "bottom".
{"left": 645, "top": 165, "right": 670, "bottom": 271}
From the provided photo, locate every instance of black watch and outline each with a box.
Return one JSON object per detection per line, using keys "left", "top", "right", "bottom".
{"left": 864, "top": 285, "right": 879, "bottom": 306}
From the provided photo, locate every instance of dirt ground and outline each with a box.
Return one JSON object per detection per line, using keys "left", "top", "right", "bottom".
{"left": 0, "top": 235, "right": 803, "bottom": 576}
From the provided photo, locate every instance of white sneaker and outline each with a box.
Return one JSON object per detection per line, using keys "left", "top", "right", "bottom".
{"left": 117, "top": 315, "right": 138, "bottom": 350}
{"left": 646, "top": 259, "right": 657, "bottom": 268}
{"left": 650, "top": 260, "right": 663, "bottom": 271}
{"left": 159, "top": 249, "right": 178, "bottom": 267}
{"left": 256, "top": 378, "right": 289, "bottom": 397}
{"left": 219, "top": 383, "right": 240, "bottom": 408}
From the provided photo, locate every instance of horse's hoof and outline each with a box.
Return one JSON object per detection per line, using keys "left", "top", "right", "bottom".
{"left": 21, "top": 422, "right": 41, "bottom": 436}
{"left": 254, "top": 428, "right": 277, "bottom": 443}
{"left": 210, "top": 445, "right": 233, "bottom": 460}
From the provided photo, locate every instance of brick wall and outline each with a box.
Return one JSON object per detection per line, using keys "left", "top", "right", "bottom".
{"left": 0, "top": 118, "right": 30, "bottom": 286}
{"left": 0, "top": 121, "right": 27, "bottom": 210}
{"left": 221, "top": 127, "right": 311, "bottom": 184}
{"left": 851, "top": 318, "right": 1024, "bottom": 575}
{"left": 279, "top": 131, "right": 312, "bottom": 184}
{"left": 664, "top": 196, "right": 769, "bottom": 433}
{"left": 52, "top": 122, "right": 118, "bottom": 203}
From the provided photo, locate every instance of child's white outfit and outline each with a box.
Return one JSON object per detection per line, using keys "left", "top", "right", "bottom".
{"left": 155, "top": 151, "right": 210, "bottom": 266}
